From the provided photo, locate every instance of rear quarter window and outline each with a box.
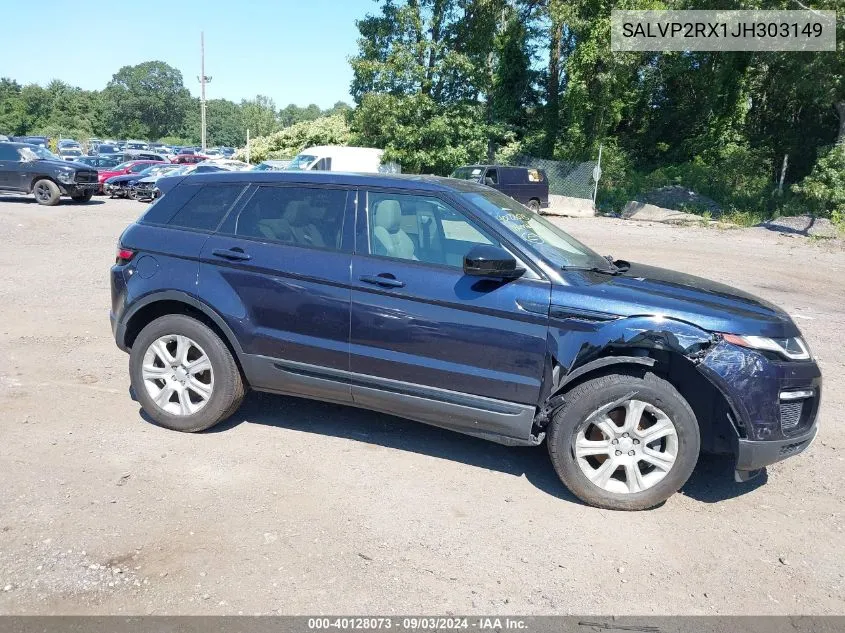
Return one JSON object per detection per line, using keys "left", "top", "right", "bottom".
{"left": 140, "top": 183, "right": 245, "bottom": 231}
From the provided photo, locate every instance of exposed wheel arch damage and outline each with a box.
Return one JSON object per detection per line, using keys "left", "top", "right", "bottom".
{"left": 535, "top": 316, "right": 741, "bottom": 454}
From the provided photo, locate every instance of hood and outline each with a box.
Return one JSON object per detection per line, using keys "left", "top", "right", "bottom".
{"left": 38, "top": 158, "right": 80, "bottom": 171}
{"left": 553, "top": 262, "right": 798, "bottom": 338}
{"left": 107, "top": 174, "right": 138, "bottom": 184}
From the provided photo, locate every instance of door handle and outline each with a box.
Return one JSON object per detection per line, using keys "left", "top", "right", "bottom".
{"left": 212, "top": 247, "right": 251, "bottom": 261}
{"left": 359, "top": 274, "right": 405, "bottom": 288}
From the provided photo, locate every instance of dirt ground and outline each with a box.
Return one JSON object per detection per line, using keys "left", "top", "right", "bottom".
{"left": 0, "top": 196, "right": 843, "bottom": 616}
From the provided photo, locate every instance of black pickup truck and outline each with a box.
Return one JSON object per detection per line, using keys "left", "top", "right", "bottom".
{"left": 0, "top": 142, "right": 98, "bottom": 205}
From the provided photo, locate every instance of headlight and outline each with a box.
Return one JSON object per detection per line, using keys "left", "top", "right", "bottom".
{"left": 722, "top": 334, "right": 812, "bottom": 361}
{"left": 57, "top": 171, "right": 75, "bottom": 184}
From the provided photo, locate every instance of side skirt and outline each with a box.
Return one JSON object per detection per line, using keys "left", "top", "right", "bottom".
{"left": 241, "top": 354, "right": 542, "bottom": 447}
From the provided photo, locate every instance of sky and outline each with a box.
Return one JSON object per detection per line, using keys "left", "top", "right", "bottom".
{"left": 2, "top": 0, "right": 372, "bottom": 109}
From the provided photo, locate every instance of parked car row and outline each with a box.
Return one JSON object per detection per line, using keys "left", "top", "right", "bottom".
{"left": 102, "top": 162, "right": 241, "bottom": 200}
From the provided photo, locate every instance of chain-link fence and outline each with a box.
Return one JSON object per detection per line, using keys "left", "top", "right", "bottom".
{"left": 509, "top": 155, "right": 598, "bottom": 201}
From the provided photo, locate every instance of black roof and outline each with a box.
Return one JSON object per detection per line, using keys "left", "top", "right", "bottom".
{"left": 177, "top": 170, "right": 490, "bottom": 194}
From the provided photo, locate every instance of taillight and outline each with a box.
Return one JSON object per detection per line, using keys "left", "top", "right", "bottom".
{"left": 116, "top": 247, "right": 135, "bottom": 264}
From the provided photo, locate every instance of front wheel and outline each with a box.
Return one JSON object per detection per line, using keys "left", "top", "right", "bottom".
{"left": 527, "top": 198, "right": 541, "bottom": 213}
{"left": 129, "top": 314, "right": 245, "bottom": 432}
{"left": 33, "top": 179, "right": 61, "bottom": 206}
{"left": 547, "top": 371, "right": 700, "bottom": 510}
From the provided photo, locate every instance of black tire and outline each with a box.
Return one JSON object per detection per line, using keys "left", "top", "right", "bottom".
{"left": 71, "top": 191, "right": 93, "bottom": 203}
{"left": 547, "top": 371, "right": 700, "bottom": 511}
{"left": 129, "top": 314, "right": 246, "bottom": 432}
{"left": 527, "top": 198, "right": 541, "bottom": 213}
{"left": 33, "top": 179, "right": 61, "bottom": 206}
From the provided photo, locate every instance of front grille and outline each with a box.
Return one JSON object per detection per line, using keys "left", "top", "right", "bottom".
{"left": 780, "top": 401, "right": 804, "bottom": 432}
{"left": 74, "top": 171, "right": 97, "bottom": 183}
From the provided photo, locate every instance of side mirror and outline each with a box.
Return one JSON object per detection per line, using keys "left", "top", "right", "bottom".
{"left": 484, "top": 177, "right": 495, "bottom": 186}
{"left": 463, "top": 244, "right": 525, "bottom": 279}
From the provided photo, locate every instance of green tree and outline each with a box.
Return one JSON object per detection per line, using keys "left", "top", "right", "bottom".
{"left": 240, "top": 95, "right": 280, "bottom": 138}
{"left": 102, "top": 61, "right": 191, "bottom": 139}
{"left": 350, "top": 92, "right": 488, "bottom": 174}
{"left": 0, "top": 78, "right": 26, "bottom": 134}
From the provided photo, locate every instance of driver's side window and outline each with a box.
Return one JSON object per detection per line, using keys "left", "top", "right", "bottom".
{"left": 367, "top": 192, "right": 497, "bottom": 268}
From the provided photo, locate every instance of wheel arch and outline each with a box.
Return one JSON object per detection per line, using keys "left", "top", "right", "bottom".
{"left": 30, "top": 175, "right": 60, "bottom": 193}
{"left": 540, "top": 316, "right": 740, "bottom": 454}
{"left": 121, "top": 292, "right": 246, "bottom": 377}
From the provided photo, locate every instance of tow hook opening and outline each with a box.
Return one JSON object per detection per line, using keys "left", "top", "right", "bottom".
{"left": 734, "top": 468, "right": 765, "bottom": 483}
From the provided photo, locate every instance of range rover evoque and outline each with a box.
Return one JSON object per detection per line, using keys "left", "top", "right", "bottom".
{"left": 110, "top": 171, "right": 821, "bottom": 510}
{"left": 0, "top": 142, "right": 98, "bottom": 205}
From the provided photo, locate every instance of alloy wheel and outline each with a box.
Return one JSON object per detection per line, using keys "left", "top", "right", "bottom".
{"left": 574, "top": 399, "right": 678, "bottom": 494}
{"left": 141, "top": 335, "right": 214, "bottom": 416}
{"left": 34, "top": 183, "right": 52, "bottom": 202}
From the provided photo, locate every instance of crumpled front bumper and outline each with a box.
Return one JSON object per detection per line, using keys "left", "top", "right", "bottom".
{"left": 698, "top": 340, "right": 821, "bottom": 477}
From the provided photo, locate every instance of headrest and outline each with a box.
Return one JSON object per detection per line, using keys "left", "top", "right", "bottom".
{"left": 374, "top": 200, "right": 401, "bottom": 233}
{"left": 283, "top": 200, "right": 307, "bottom": 226}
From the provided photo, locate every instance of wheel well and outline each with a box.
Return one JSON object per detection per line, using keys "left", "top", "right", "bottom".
{"left": 30, "top": 176, "right": 58, "bottom": 193}
{"left": 123, "top": 300, "right": 246, "bottom": 380}
{"left": 550, "top": 350, "right": 738, "bottom": 454}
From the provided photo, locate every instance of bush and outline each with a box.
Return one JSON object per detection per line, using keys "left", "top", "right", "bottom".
{"left": 791, "top": 144, "right": 845, "bottom": 219}
{"left": 234, "top": 115, "right": 350, "bottom": 163}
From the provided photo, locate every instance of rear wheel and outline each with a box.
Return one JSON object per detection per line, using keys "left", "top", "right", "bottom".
{"left": 547, "top": 371, "right": 700, "bottom": 510}
{"left": 527, "top": 198, "right": 541, "bottom": 213}
{"left": 129, "top": 314, "right": 245, "bottom": 432}
{"left": 33, "top": 179, "right": 61, "bottom": 206}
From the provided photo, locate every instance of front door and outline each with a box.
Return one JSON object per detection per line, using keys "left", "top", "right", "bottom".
{"left": 199, "top": 183, "right": 355, "bottom": 404}
{"left": 349, "top": 189, "right": 551, "bottom": 440}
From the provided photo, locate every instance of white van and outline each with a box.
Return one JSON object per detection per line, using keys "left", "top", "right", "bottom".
{"left": 286, "top": 145, "right": 398, "bottom": 173}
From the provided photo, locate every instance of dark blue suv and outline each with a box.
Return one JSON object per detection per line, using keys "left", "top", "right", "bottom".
{"left": 110, "top": 171, "right": 821, "bottom": 510}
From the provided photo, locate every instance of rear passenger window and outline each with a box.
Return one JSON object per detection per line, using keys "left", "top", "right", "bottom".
{"left": 166, "top": 184, "right": 244, "bottom": 231}
{"left": 229, "top": 185, "right": 347, "bottom": 251}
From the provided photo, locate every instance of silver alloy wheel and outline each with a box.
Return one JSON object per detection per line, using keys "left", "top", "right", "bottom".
{"left": 575, "top": 399, "right": 678, "bottom": 494}
{"left": 141, "top": 335, "right": 214, "bottom": 416}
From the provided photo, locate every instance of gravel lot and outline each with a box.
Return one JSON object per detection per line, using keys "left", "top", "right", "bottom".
{"left": 0, "top": 195, "right": 843, "bottom": 615}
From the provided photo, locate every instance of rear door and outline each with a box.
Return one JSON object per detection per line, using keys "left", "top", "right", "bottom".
{"left": 0, "top": 144, "right": 22, "bottom": 191}
{"left": 199, "top": 183, "right": 355, "bottom": 403}
{"left": 349, "top": 189, "right": 551, "bottom": 440}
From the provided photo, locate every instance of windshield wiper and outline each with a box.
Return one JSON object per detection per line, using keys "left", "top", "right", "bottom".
{"left": 560, "top": 265, "right": 620, "bottom": 275}
{"left": 561, "top": 256, "right": 630, "bottom": 276}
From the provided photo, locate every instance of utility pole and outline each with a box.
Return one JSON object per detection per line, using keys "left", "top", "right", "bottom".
{"left": 197, "top": 31, "right": 213, "bottom": 151}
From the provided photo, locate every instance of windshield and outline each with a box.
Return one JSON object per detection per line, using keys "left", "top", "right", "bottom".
{"left": 286, "top": 154, "right": 317, "bottom": 170}
{"left": 463, "top": 189, "right": 609, "bottom": 270}
{"left": 110, "top": 161, "right": 133, "bottom": 171}
{"left": 451, "top": 166, "right": 484, "bottom": 181}
{"left": 19, "top": 146, "right": 60, "bottom": 161}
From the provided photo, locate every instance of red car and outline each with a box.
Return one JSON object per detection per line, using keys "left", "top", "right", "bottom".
{"left": 171, "top": 154, "right": 209, "bottom": 165}
{"left": 97, "top": 160, "right": 165, "bottom": 193}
